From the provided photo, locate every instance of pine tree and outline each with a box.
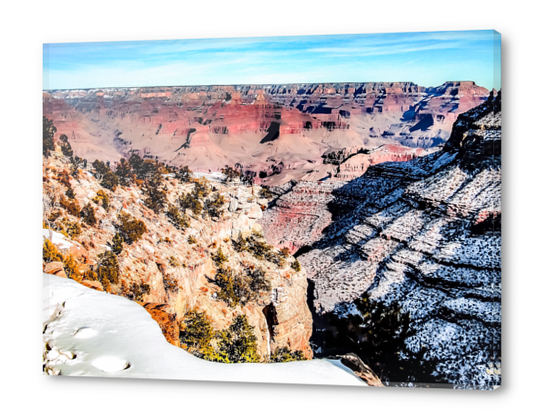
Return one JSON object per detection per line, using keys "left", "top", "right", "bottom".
{"left": 115, "top": 158, "right": 133, "bottom": 186}
{"left": 59, "top": 134, "right": 73, "bottom": 157}
{"left": 43, "top": 117, "right": 57, "bottom": 157}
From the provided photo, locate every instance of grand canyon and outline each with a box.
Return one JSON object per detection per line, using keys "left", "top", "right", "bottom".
{"left": 43, "top": 81, "right": 500, "bottom": 389}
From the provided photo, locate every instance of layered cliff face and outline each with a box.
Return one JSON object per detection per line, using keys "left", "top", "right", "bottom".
{"left": 262, "top": 93, "right": 501, "bottom": 389}
{"left": 43, "top": 81, "right": 487, "bottom": 185}
{"left": 42, "top": 151, "right": 313, "bottom": 361}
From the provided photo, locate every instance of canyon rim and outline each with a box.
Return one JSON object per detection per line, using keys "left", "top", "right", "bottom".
{"left": 42, "top": 30, "right": 501, "bottom": 389}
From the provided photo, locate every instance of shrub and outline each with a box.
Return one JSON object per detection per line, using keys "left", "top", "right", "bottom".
{"left": 92, "top": 189, "right": 110, "bottom": 211}
{"left": 187, "top": 235, "right": 197, "bottom": 245}
{"left": 63, "top": 254, "right": 83, "bottom": 282}
{"left": 97, "top": 251, "right": 119, "bottom": 291}
{"left": 59, "top": 195, "right": 81, "bottom": 217}
{"left": 178, "top": 192, "right": 203, "bottom": 216}
{"left": 166, "top": 204, "right": 190, "bottom": 229}
{"left": 179, "top": 310, "right": 221, "bottom": 361}
{"left": 215, "top": 315, "right": 260, "bottom": 363}
{"left": 92, "top": 159, "right": 109, "bottom": 176}
{"left": 204, "top": 192, "right": 226, "bottom": 219}
{"left": 328, "top": 292, "right": 412, "bottom": 381}
{"left": 162, "top": 273, "right": 178, "bottom": 293}
{"left": 176, "top": 165, "right": 193, "bottom": 183}
{"left": 291, "top": 259, "right": 301, "bottom": 272}
{"left": 168, "top": 256, "right": 180, "bottom": 267}
{"left": 115, "top": 212, "right": 147, "bottom": 244}
{"left": 143, "top": 175, "right": 168, "bottom": 213}
{"left": 43, "top": 238, "right": 63, "bottom": 263}
{"left": 101, "top": 171, "right": 119, "bottom": 192}
{"left": 80, "top": 203, "right": 97, "bottom": 226}
{"left": 259, "top": 186, "right": 274, "bottom": 199}
{"left": 56, "top": 170, "right": 72, "bottom": 188}
{"left": 65, "top": 186, "right": 75, "bottom": 199}
{"left": 192, "top": 177, "right": 211, "bottom": 199}
{"left": 127, "top": 282, "right": 151, "bottom": 301}
{"left": 84, "top": 268, "right": 98, "bottom": 282}
{"left": 270, "top": 347, "right": 306, "bottom": 363}
{"left": 111, "top": 232, "right": 124, "bottom": 255}
{"left": 221, "top": 165, "right": 242, "bottom": 183}
{"left": 212, "top": 266, "right": 270, "bottom": 308}
{"left": 233, "top": 234, "right": 248, "bottom": 253}
{"left": 211, "top": 247, "right": 228, "bottom": 266}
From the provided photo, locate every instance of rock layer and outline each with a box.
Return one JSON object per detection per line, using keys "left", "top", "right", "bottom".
{"left": 43, "top": 81, "right": 488, "bottom": 185}
{"left": 42, "top": 155, "right": 313, "bottom": 360}
{"left": 266, "top": 93, "right": 501, "bottom": 389}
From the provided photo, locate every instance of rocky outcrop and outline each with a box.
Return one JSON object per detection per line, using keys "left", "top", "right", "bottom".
{"left": 275, "top": 93, "right": 501, "bottom": 389}
{"left": 42, "top": 155, "right": 313, "bottom": 360}
{"left": 43, "top": 81, "right": 488, "bottom": 185}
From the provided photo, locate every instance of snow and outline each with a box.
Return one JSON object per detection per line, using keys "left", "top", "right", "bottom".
{"left": 42, "top": 228, "right": 73, "bottom": 249}
{"left": 43, "top": 274, "right": 366, "bottom": 386}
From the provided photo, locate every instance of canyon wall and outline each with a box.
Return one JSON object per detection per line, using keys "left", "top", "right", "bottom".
{"left": 43, "top": 154, "right": 313, "bottom": 360}
{"left": 262, "top": 93, "right": 501, "bottom": 389}
{"left": 44, "top": 81, "right": 488, "bottom": 185}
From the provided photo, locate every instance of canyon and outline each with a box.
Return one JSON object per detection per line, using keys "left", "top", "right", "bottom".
{"left": 42, "top": 152, "right": 313, "bottom": 362}
{"left": 261, "top": 92, "right": 501, "bottom": 389}
{"left": 42, "top": 82, "right": 499, "bottom": 388}
{"left": 44, "top": 81, "right": 488, "bottom": 185}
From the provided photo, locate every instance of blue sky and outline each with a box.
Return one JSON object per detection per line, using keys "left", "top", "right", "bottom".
{"left": 43, "top": 30, "right": 501, "bottom": 91}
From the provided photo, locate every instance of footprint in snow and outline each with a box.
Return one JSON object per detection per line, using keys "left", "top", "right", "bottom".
{"left": 91, "top": 356, "right": 130, "bottom": 373}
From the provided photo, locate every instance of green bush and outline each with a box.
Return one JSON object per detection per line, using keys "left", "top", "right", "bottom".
{"left": 212, "top": 266, "right": 270, "bottom": 308}
{"left": 259, "top": 186, "right": 274, "bottom": 199}
{"left": 215, "top": 315, "right": 260, "bottom": 363}
{"left": 143, "top": 175, "right": 167, "bottom": 213}
{"left": 178, "top": 192, "right": 203, "bottom": 216}
{"left": 111, "top": 232, "right": 124, "bottom": 255}
{"left": 43, "top": 117, "right": 57, "bottom": 157}
{"left": 270, "top": 347, "right": 306, "bottom": 363}
{"left": 291, "top": 259, "right": 301, "bottom": 272}
{"left": 211, "top": 247, "right": 228, "bottom": 266}
{"left": 97, "top": 250, "right": 119, "bottom": 291}
{"left": 115, "top": 211, "right": 147, "bottom": 244}
{"left": 166, "top": 204, "right": 190, "bottom": 229}
{"left": 101, "top": 171, "right": 119, "bottom": 192}
{"left": 63, "top": 254, "right": 82, "bottom": 282}
{"left": 59, "top": 134, "right": 73, "bottom": 157}
{"left": 115, "top": 158, "right": 133, "bottom": 186}
{"left": 204, "top": 192, "right": 226, "bottom": 219}
{"left": 92, "top": 189, "right": 110, "bottom": 211}
{"left": 80, "top": 203, "right": 97, "bottom": 226}
{"left": 175, "top": 165, "right": 193, "bottom": 183}
{"left": 192, "top": 177, "right": 211, "bottom": 199}
{"left": 180, "top": 312, "right": 260, "bottom": 364}
{"left": 59, "top": 194, "right": 81, "bottom": 217}
{"left": 43, "top": 238, "right": 63, "bottom": 263}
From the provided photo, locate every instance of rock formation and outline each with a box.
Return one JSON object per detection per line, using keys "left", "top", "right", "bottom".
{"left": 43, "top": 81, "right": 488, "bottom": 185}
{"left": 263, "top": 92, "right": 501, "bottom": 389}
{"left": 42, "top": 150, "right": 313, "bottom": 361}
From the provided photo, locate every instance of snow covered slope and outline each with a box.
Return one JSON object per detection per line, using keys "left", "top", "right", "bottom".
{"left": 42, "top": 274, "right": 366, "bottom": 386}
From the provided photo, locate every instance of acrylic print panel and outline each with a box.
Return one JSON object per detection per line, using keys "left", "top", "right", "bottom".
{"left": 42, "top": 30, "right": 501, "bottom": 389}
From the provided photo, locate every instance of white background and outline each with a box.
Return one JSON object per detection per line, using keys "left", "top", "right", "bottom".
{"left": 0, "top": 1, "right": 538, "bottom": 418}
